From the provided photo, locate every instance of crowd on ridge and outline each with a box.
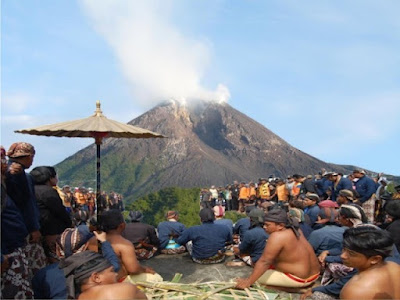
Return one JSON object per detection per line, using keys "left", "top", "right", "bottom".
{"left": 1, "top": 141, "right": 400, "bottom": 300}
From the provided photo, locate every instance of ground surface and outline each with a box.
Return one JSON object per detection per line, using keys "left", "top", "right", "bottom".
{"left": 140, "top": 252, "right": 303, "bottom": 299}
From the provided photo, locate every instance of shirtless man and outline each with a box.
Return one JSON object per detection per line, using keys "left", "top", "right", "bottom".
{"left": 59, "top": 251, "right": 146, "bottom": 299}
{"left": 99, "top": 209, "right": 162, "bottom": 283}
{"left": 236, "top": 209, "right": 320, "bottom": 290}
{"left": 340, "top": 226, "right": 400, "bottom": 299}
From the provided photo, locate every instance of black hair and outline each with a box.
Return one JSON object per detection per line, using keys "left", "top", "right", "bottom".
{"left": 199, "top": 208, "right": 215, "bottom": 223}
{"left": 98, "top": 209, "right": 124, "bottom": 232}
{"left": 343, "top": 226, "right": 394, "bottom": 259}
{"left": 30, "top": 166, "right": 53, "bottom": 184}
{"left": 385, "top": 200, "right": 400, "bottom": 219}
{"left": 339, "top": 204, "right": 368, "bottom": 224}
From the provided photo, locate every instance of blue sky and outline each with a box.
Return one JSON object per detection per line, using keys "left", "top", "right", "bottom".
{"left": 1, "top": 0, "right": 399, "bottom": 176}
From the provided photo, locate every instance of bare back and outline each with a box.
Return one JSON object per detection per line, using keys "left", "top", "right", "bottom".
{"left": 268, "top": 229, "right": 320, "bottom": 278}
{"left": 341, "top": 262, "right": 400, "bottom": 299}
{"left": 78, "top": 282, "right": 146, "bottom": 299}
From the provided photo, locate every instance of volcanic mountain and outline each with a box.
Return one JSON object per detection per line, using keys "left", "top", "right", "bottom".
{"left": 56, "top": 100, "right": 355, "bottom": 202}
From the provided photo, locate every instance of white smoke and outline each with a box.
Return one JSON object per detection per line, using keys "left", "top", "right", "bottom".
{"left": 81, "top": 0, "right": 230, "bottom": 106}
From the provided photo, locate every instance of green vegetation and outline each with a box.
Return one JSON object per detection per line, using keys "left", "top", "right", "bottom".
{"left": 125, "top": 187, "right": 202, "bottom": 227}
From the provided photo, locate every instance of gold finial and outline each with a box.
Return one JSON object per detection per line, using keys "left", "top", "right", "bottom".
{"left": 94, "top": 101, "right": 103, "bottom": 116}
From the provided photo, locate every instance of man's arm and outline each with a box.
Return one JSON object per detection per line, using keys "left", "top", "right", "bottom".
{"left": 236, "top": 232, "right": 282, "bottom": 289}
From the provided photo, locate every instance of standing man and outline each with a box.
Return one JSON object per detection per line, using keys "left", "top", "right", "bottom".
{"left": 236, "top": 209, "right": 320, "bottom": 290}
{"left": 352, "top": 169, "right": 376, "bottom": 223}
{"left": 327, "top": 172, "right": 353, "bottom": 202}
{"left": 230, "top": 181, "right": 240, "bottom": 212}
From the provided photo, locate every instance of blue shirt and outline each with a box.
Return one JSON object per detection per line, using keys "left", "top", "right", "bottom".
{"left": 157, "top": 220, "right": 186, "bottom": 249}
{"left": 354, "top": 175, "right": 376, "bottom": 203}
{"left": 233, "top": 218, "right": 250, "bottom": 239}
{"left": 214, "top": 219, "right": 233, "bottom": 235}
{"left": 307, "top": 225, "right": 347, "bottom": 255}
{"left": 177, "top": 222, "right": 232, "bottom": 259}
{"left": 239, "top": 227, "right": 268, "bottom": 263}
{"left": 332, "top": 177, "right": 353, "bottom": 202}
{"left": 304, "top": 204, "right": 321, "bottom": 227}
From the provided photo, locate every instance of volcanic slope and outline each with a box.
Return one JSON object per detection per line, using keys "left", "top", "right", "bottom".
{"left": 57, "top": 100, "right": 355, "bottom": 202}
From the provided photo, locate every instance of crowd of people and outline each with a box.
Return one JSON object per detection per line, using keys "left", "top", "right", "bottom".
{"left": 1, "top": 141, "right": 400, "bottom": 299}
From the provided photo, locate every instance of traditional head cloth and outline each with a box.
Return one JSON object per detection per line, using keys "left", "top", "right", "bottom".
{"left": 305, "top": 193, "right": 320, "bottom": 202}
{"left": 289, "top": 207, "right": 305, "bottom": 223}
{"left": 30, "top": 166, "right": 52, "bottom": 184}
{"left": 340, "top": 204, "right": 364, "bottom": 227}
{"left": 318, "top": 200, "right": 339, "bottom": 208}
{"left": 128, "top": 210, "right": 143, "bottom": 222}
{"left": 6, "top": 142, "right": 35, "bottom": 158}
{"left": 199, "top": 208, "right": 215, "bottom": 223}
{"left": 213, "top": 205, "right": 225, "bottom": 218}
{"left": 385, "top": 200, "right": 400, "bottom": 219}
{"left": 339, "top": 189, "right": 354, "bottom": 201}
{"left": 56, "top": 226, "right": 94, "bottom": 259}
{"left": 166, "top": 210, "right": 178, "bottom": 219}
{"left": 59, "top": 251, "right": 112, "bottom": 299}
{"left": 248, "top": 208, "right": 265, "bottom": 228}
{"left": 265, "top": 209, "right": 300, "bottom": 238}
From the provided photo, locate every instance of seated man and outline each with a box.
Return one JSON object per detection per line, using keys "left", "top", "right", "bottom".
{"left": 233, "top": 208, "right": 268, "bottom": 266}
{"left": 340, "top": 226, "right": 400, "bottom": 299}
{"left": 99, "top": 209, "right": 163, "bottom": 283}
{"left": 236, "top": 209, "right": 320, "bottom": 290}
{"left": 214, "top": 204, "right": 234, "bottom": 235}
{"left": 157, "top": 210, "right": 186, "bottom": 254}
{"left": 177, "top": 208, "right": 232, "bottom": 264}
{"left": 59, "top": 251, "right": 146, "bottom": 299}
{"left": 123, "top": 211, "right": 159, "bottom": 260}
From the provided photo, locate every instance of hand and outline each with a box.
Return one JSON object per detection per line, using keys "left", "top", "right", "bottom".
{"left": 318, "top": 250, "right": 329, "bottom": 265}
{"left": 93, "top": 231, "right": 107, "bottom": 243}
{"left": 1, "top": 255, "right": 10, "bottom": 273}
{"left": 29, "top": 230, "right": 41, "bottom": 243}
{"left": 235, "top": 278, "right": 252, "bottom": 289}
{"left": 300, "top": 288, "right": 312, "bottom": 300}
{"left": 144, "top": 266, "right": 156, "bottom": 274}
{"left": 8, "top": 162, "right": 23, "bottom": 175}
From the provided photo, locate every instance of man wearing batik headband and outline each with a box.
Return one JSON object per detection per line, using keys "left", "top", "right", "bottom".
{"left": 340, "top": 227, "right": 400, "bottom": 299}
{"left": 32, "top": 226, "right": 120, "bottom": 299}
{"left": 236, "top": 209, "right": 320, "bottom": 290}
{"left": 4, "top": 142, "right": 47, "bottom": 282}
{"left": 59, "top": 251, "right": 146, "bottom": 299}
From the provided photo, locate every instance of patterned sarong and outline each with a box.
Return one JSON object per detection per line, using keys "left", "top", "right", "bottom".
{"left": 133, "top": 242, "right": 158, "bottom": 260}
{"left": 362, "top": 195, "right": 376, "bottom": 223}
{"left": 23, "top": 241, "right": 47, "bottom": 281}
{"left": 192, "top": 252, "right": 226, "bottom": 264}
{"left": 161, "top": 246, "right": 186, "bottom": 255}
{"left": 321, "top": 262, "right": 354, "bottom": 286}
{"left": 1, "top": 247, "right": 33, "bottom": 299}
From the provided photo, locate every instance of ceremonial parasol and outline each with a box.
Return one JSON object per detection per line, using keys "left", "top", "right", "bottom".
{"left": 15, "top": 101, "right": 164, "bottom": 214}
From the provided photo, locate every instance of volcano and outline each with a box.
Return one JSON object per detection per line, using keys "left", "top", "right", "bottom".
{"left": 56, "top": 100, "right": 356, "bottom": 202}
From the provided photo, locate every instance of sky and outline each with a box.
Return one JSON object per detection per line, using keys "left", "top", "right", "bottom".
{"left": 1, "top": 0, "right": 400, "bottom": 176}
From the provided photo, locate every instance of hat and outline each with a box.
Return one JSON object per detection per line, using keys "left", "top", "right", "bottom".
{"left": 339, "top": 189, "right": 354, "bottom": 200}
{"left": 305, "top": 193, "right": 319, "bottom": 202}
{"left": 213, "top": 205, "right": 225, "bottom": 218}
{"left": 264, "top": 209, "right": 287, "bottom": 224}
{"left": 7, "top": 142, "right": 35, "bottom": 158}
{"left": 166, "top": 211, "right": 178, "bottom": 219}
{"left": 128, "top": 211, "right": 143, "bottom": 222}
{"left": 385, "top": 200, "right": 400, "bottom": 219}
{"left": 56, "top": 226, "right": 94, "bottom": 258}
{"left": 318, "top": 200, "right": 339, "bottom": 208}
{"left": 63, "top": 185, "right": 70, "bottom": 189}
{"left": 353, "top": 169, "right": 366, "bottom": 174}
{"left": 306, "top": 175, "right": 313, "bottom": 179}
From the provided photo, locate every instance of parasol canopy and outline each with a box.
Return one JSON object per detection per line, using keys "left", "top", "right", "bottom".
{"left": 15, "top": 101, "right": 165, "bottom": 214}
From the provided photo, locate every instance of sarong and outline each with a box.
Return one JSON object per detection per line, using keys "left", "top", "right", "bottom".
{"left": 310, "top": 291, "right": 337, "bottom": 300}
{"left": 133, "top": 242, "right": 158, "bottom": 260}
{"left": 362, "top": 195, "right": 376, "bottom": 223}
{"left": 192, "top": 252, "right": 226, "bottom": 264}
{"left": 1, "top": 247, "right": 33, "bottom": 299}
{"left": 257, "top": 269, "right": 319, "bottom": 288}
{"left": 23, "top": 240, "right": 47, "bottom": 281}
{"left": 161, "top": 246, "right": 186, "bottom": 255}
{"left": 321, "top": 262, "right": 353, "bottom": 286}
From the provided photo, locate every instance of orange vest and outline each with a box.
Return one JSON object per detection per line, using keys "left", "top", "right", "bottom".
{"left": 75, "top": 192, "right": 88, "bottom": 205}
{"left": 258, "top": 183, "right": 270, "bottom": 199}
{"left": 239, "top": 186, "right": 249, "bottom": 200}
{"left": 277, "top": 184, "right": 289, "bottom": 201}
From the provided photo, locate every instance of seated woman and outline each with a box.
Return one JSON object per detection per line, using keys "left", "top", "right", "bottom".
{"left": 59, "top": 251, "right": 146, "bottom": 299}
{"left": 157, "top": 211, "right": 186, "bottom": 254}
{"left": 123, "top": 211, "right": 160, "bottom": 260}
{"left": 177, "top": 208, "right": 232, "bottom": 264}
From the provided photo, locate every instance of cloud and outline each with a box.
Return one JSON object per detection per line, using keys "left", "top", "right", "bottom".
{"left": 80, "top": 0, "right": 230, "bottom": 106}
{"left": 1, "top": 93, "right": 37, "bottom": 114}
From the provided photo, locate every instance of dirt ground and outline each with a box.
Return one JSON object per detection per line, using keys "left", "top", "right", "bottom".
{"left": 140, "top": 252, "right": 303, "bottom": 299}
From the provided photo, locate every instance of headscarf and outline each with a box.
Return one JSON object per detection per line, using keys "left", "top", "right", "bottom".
{"left": 264, "top": 209, "right": 300, "bottom": 238}
{"left": 213, "top": 205, "right": 225, "bottom": 218}
{"left": 340, "top": 204, "right": 363, "bottom": 227}
{"left": 248, "top": 208, "right": 265, "bottom": 228}
{"left": 128, "top": 210, "right": 143, "bottom": 222}
{"left": 166, "top": 210, "right": 178, "bottom": 219}
{"left": 56, "top": 226, "right": 94, "bottom": 259}
{"left": 339, "top": 189, "right": 354, "bottom": 202}
{"left": 289, "top": 207, "right": 305, "bottom": 223}
{"left": 6, "top": 142, "right": 35, "bottom": 158}
{"left": 59, "top": 251, "right": 112, "bottom": 299}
